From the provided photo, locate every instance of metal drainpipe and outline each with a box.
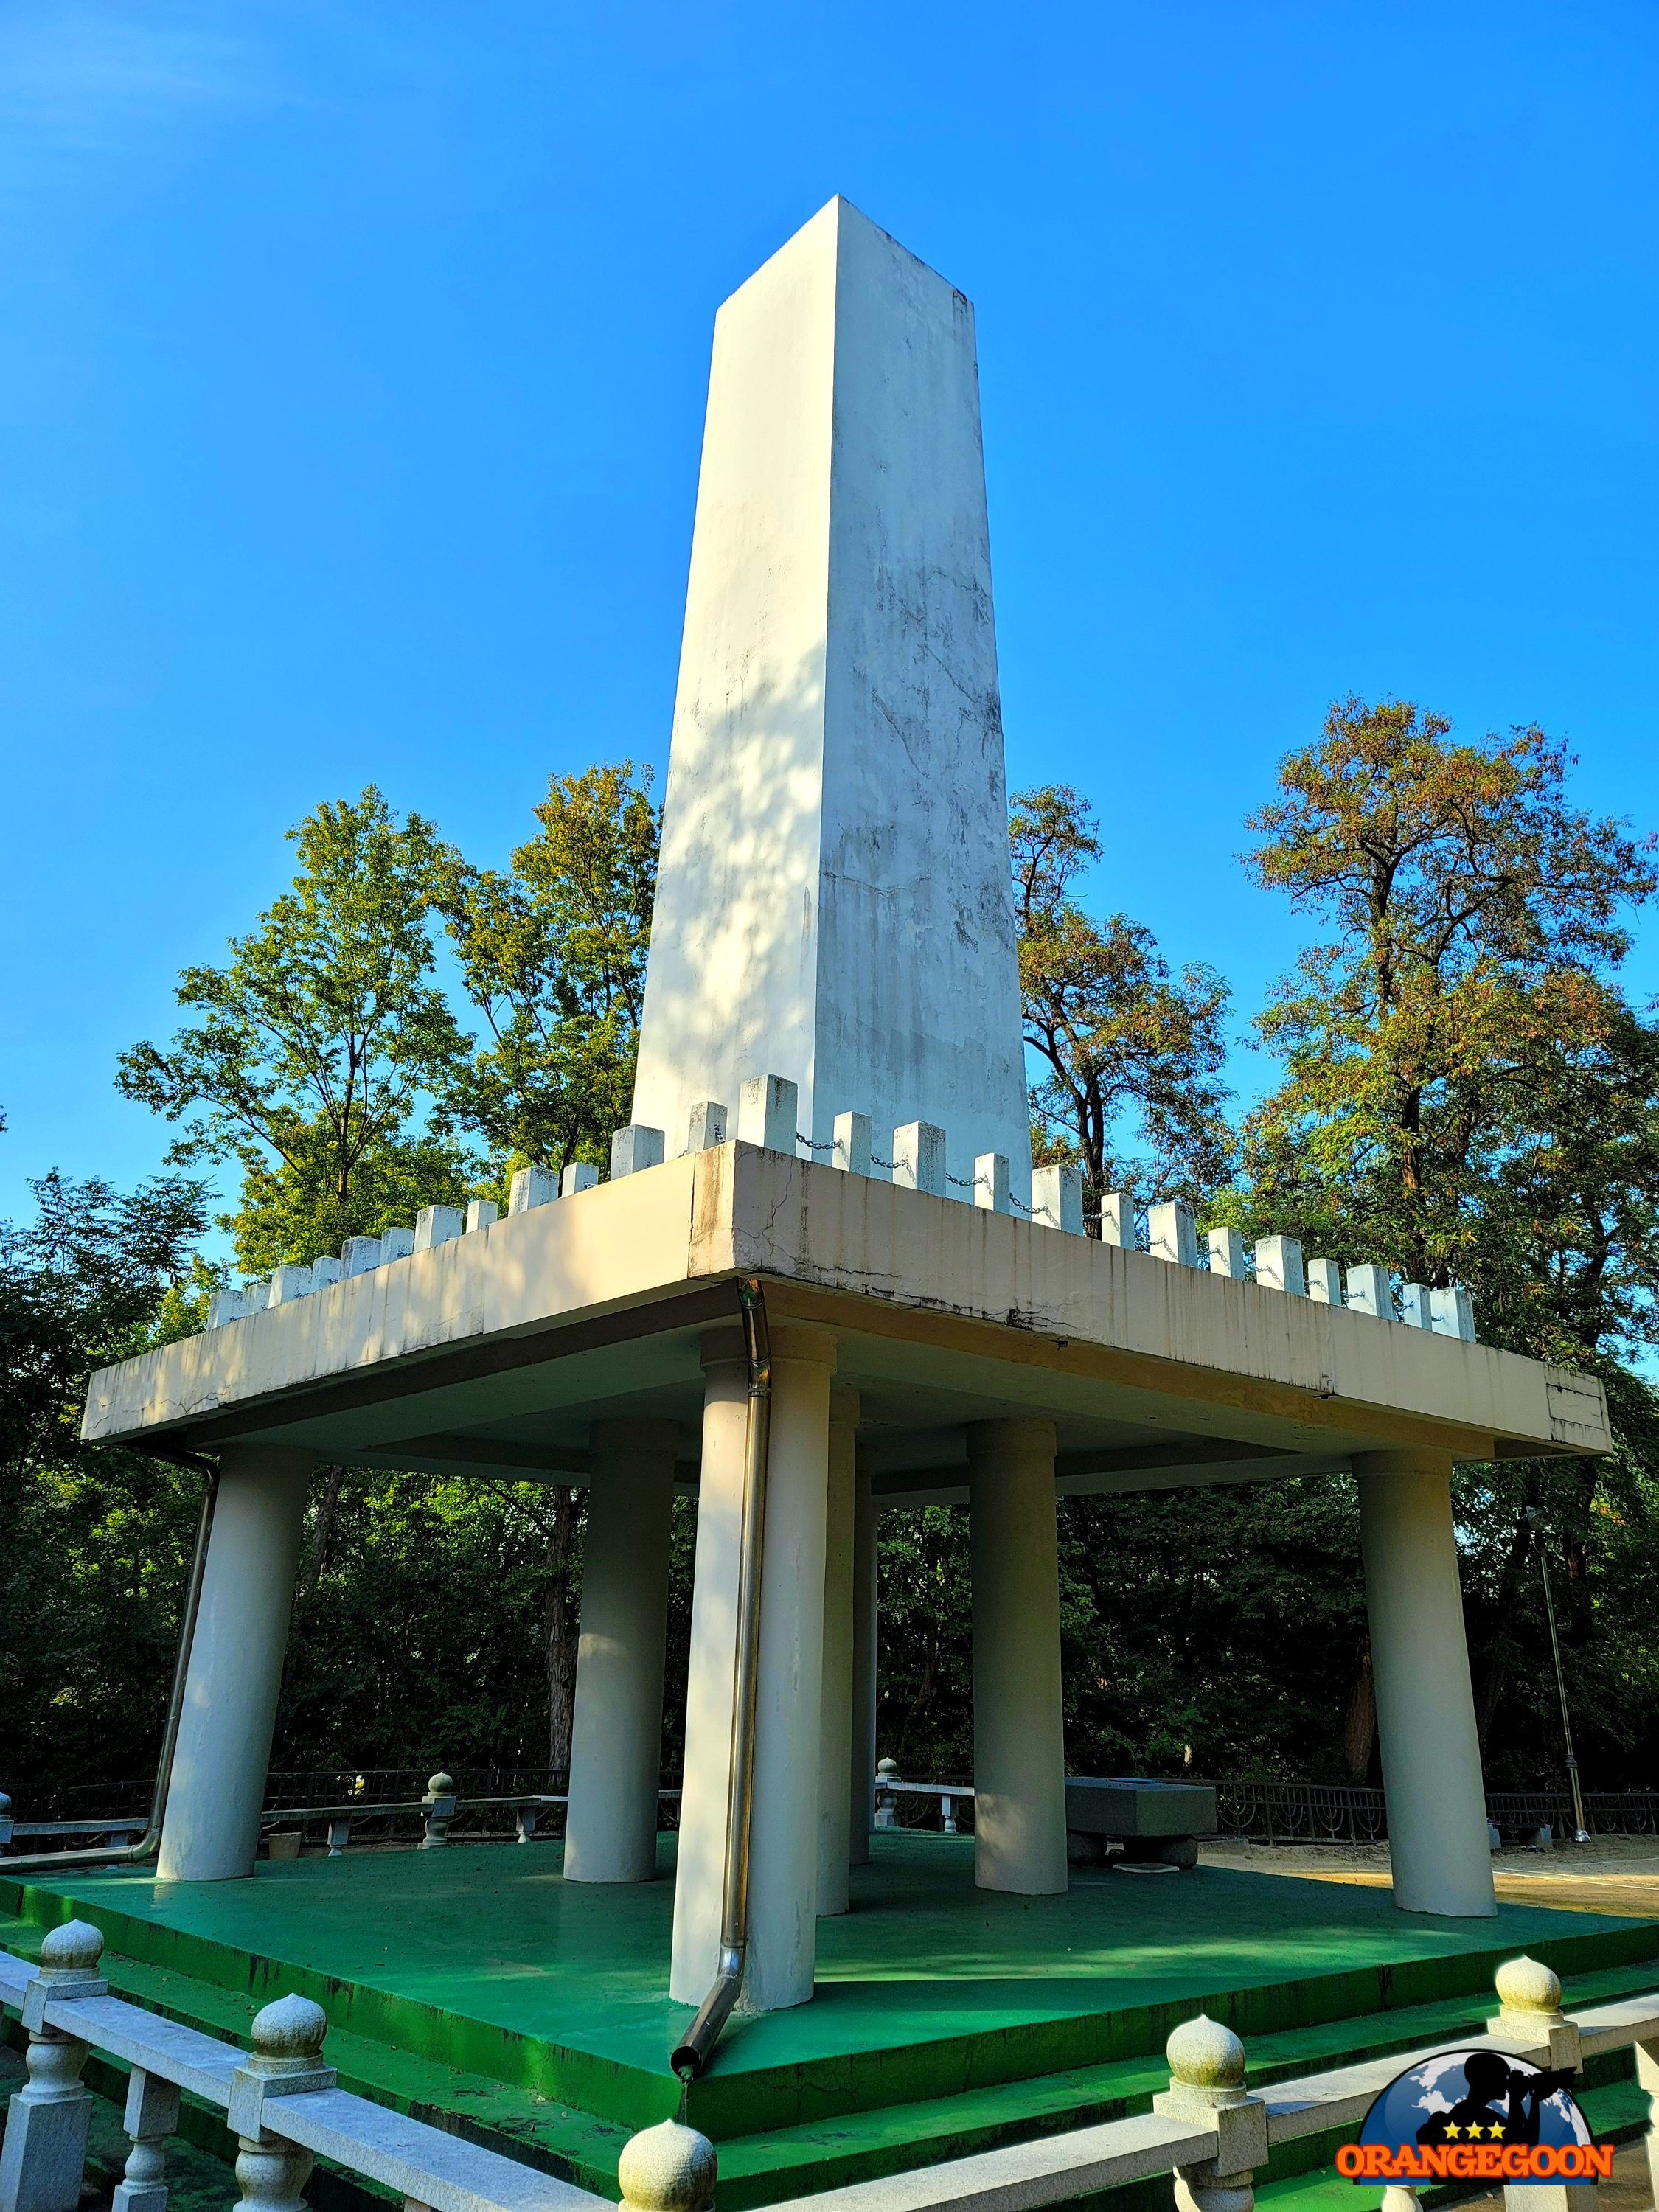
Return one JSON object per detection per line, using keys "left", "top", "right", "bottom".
{"left": 4, "top": 1458, "right": 218, "bottom": 1874}
{"left": 670, "top": 1276, "right": 773, "bottom": 2081}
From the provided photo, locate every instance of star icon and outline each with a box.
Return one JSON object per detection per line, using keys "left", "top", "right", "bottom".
{"left": 1444, "top": 2124, "right": 1463, "bottom": 2140}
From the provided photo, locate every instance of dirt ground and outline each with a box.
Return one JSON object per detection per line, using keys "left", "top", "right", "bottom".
{"left": 1199, "top": 1834, "right": 1659, "bottom": 1918}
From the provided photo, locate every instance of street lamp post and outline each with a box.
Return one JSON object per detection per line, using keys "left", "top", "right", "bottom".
{"left": 1526, "top": 1507, "right": 1592, "bottom": 1845}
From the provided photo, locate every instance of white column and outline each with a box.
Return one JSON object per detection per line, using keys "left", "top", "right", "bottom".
{"left": 1356, "top": 1450, "right": 1496, "bottom": 1917}
{"left": 157, "top": 1444, "right": 311, "bottom": 1882}
{"left": 968, "top": 1418, "right": 1068, "bottom": 1896}
{"left": 669, "top": 1321, "right": 836, "bottom": 2011}
{"left": 747, "top": 1323, "right": 835, "bottom": 2006}
{"left": 817, "top": 1387, "right": 858, "bottom": 1916}
{"left": 670, "top": 1329, "right": 748, "bottom": 2003}
{"left": 849, "top": 1444, "right": 878, "bottom": 1868}
{"left": 565, "top": 1418, "right": 679, "bottom": 1884}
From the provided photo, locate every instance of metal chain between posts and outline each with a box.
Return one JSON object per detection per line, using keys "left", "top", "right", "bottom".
{"left": 796, "top": 1133, "right": 837, "bottom": 1153}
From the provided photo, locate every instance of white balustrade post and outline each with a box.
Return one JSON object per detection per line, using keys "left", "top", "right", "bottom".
{"left": 0, "top": 1921, "right": 108, "bottom": 2212}
{"left": 566, "top": 1418, "right": 678, "bottom": 1883}
{"left": 1356, "top": 1450, "right": 1495, "bottom": 1916}
{"left": 419, "top": 1773, "right": 455, "bottom": 1849}
{"left": 617, "top": 2121, "right": 717, "bottom": 2212}
{"left": 113, "top": 2070, "right": 182, "bottom": 2212}
{"left": 968, "top": 1417, "right": 1067, "bottom": 1896}
{"left": 849, "top": 1444, "right": 878, "bottom": 1867}
{"left": 158, "top": 1445, "right": 313, "bottom": 1882}
{"left": 227, "top": 1997, "right": 335, "bottom": 2212}
{"left": 874, "top": 1758, "right": 900, "bottom": 1828}
{"left": 1152, "top": 2014, "right": 1267, "bottom": 2212}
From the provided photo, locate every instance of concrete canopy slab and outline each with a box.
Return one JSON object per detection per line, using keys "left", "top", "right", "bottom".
{"left": 82, "top": 1143, "right": 1610, "bottom": 1490}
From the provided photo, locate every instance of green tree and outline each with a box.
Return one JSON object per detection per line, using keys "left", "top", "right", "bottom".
{"left": 1012, "top": 785, "right": 1231, "bottom": 1224}
{"left": 440, "top": 763, "right": 658, "bottom": 1177}
{"left": 0, "top": 1170, "right": 209, "bottom": 1792}
{"left": 117, "top": 788, "right": 475, "bottom": 1273}
{"left": 1233, "top": 698, "right": 1659, "bottom": 1784}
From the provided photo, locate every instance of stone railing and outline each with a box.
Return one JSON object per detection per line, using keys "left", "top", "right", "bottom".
{"left": 3, "top": 1927, "right": 1654, "bottom": 2212}
{"left": 195, "top": 1068, "right": 1475, "bottom": 1342}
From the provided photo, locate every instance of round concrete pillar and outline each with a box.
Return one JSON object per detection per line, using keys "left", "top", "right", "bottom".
{"left": 849, "top": 1443, "right": 878, "bottom": 1868}
{"left": 669, "top": 1332, "right": 749, "bottom": 2004}
{"left": 745, "top": 1322, "right": 836, "bottom": 2007}
{"left": 669, "top": 1321, "right": 838, "bottom": 2011}
{"left": 816, "top": 1387, "right": 859, "bottom": 1916}
{"left": 565, "top": 1419, "right": 680, "bottom": 1884}
{"left": 1355, "top": 1450, "right": 1496, "bottom": 1918}
{"left": 157, "top": 1444, "right": 312, "bottom": 1882}
{"left": 968, "top": 1417, "right": 1068, "bottom": 1896}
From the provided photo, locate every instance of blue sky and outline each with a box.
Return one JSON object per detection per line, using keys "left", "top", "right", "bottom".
{"left": 4, "top": 1, "right": 1658, "bottom": 1231}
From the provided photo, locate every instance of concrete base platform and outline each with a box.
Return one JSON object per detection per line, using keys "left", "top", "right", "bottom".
{"left": 4, "top": 1835, "right": 1657, "bottom": 2208}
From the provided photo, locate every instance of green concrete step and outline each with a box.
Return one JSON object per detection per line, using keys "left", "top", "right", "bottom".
{"left": 8, "top": 1848, "right": 1658, "bottom": 2149}
{"left": 6, "top": 1906, "right": 1652, "bottom": 2212}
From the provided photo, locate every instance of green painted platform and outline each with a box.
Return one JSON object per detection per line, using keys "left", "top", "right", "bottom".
{"left": 4, "top": 1834, "right": 1656, "bottom": 2208}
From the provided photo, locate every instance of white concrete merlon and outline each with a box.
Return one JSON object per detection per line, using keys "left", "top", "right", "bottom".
{"left": 341, "top": 1237, "right": 381, "bottom": 1277}
{"left": 611, "top": 1126, "right": 667, "bottom": 1179}
{"left": 974, "top": 1153, "right": 1012, "bottom": 1214}
{"left": 561, "top": 1163, "right": 599, "bottom": 1198}
{"left": 509, "top": 1166, "right": 558, "bottom": 1215}
{"left": 849, "top": 1443, "right": 878, "bottom": 1869}
{"left": 1256, "top": 1235, "right": 1305, "bottom": 1295}
{"left": 747, "top": 1320, "right": 836, "bottom": 2007}
{"left": 833, "top": 1112, "right": 872, "bottom": 1177}
{"left": 1208, "top": 1227, "right": 1248, "bottom": 1280}
{"left": 1431, "top": 1285, "right": 1475, "bottom": 1342}
{"left": 1400, "top": 1284, "right": 1432, "bottom": 1329}
{"left": 685, "top": 1104, "right": 727, "bottom": 1153}
{"left": 413, "top": 1206, "right": 464, "bottom": 1254}
{"left": 892, "top": 1121, "right": 946, "bottom": 1197}
{"left": 82, "top": 1149, "right": 1610, "bottom": 1473}
{"left": 1148, "top": 1201, "right": 1199, "bottom": 1269}
{"left": 565, "top": 1419, "right": 678, "bottom": 1885}
{"left": 268, "top": 1265, "right": 313, "bottom": 1306}
{"left": 311, "top": 1256, "right": 341, "bottom": 1290}
{"left": 465, "top": 1199, "right": 498, "bottom": 1234}
{"left": 737, "top": 1075, "right": 800, "bottom": 1156}
{"left": 1100, "top": 1192, "right": 1136, "bottom": 1251}
{"left": 1346, "top": 1262, "right": 1391, "bottom": 1319}
{"left": 968, "top": 1417, "right": 1068, "bottom": 1896}
{"left": 380, "top": 1228, "right": 414, "bottom": 1264}
{"left": 817, "top": 1385, "right": 859, "bottom": 1917}
{"left": 1306, "top": 1258, "right": 1341, "bottom": 1305}
{"left": 1355, "top": 1449, "right": 1496, "bottom": 1917}
{"left": 628, "top": 199, "right": 1031, "bottom": 1211}
{"left": 158, "top": 1445, "right": 313, "bottom": 1882}
{"left": 1032, "top": 1162, "right": 1084, "bottom": 1234}
{"left": 206, "top": 1288, "right": 239, "bottom": 1329}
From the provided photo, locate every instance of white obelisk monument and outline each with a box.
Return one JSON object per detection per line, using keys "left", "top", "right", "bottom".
{"left": 630, "top": 196, "right": 1031, "bottom": 1202}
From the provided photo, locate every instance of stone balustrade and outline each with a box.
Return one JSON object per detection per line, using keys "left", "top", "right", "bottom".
{"left": 199, "top": 1069, "right": 1476, "bottom": 1346}
{"left": 2, "top": 1927, "right": 1652, "bottom": 2212}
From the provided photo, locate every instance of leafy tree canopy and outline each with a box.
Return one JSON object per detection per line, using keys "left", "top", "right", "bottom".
{"left": 439, "top": 762, "right": 657, "bottom": 1176}
{"left": 116, "top": 788, "right": 475, "bottom": 1271}
{"left": 1012, "top": 783, "right": 1231, "bottom": 1217}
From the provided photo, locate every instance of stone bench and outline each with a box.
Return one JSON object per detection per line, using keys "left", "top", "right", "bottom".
{"left": 1064, "top": 1778, "right": 1218, "bottom": 1871}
